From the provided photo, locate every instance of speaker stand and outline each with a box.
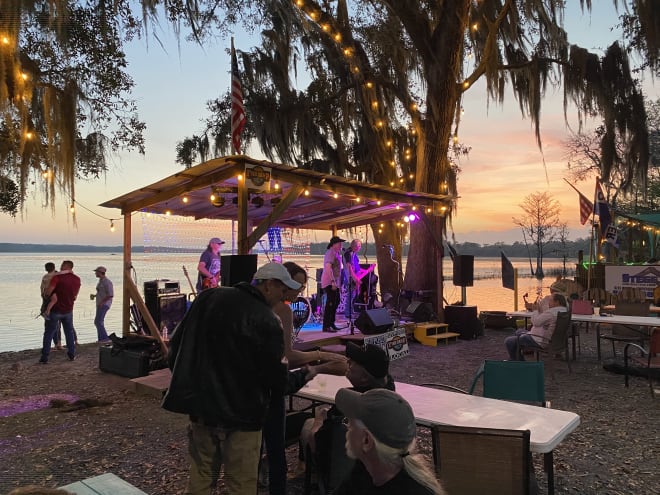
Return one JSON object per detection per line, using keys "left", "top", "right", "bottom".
{"left": 347, "top": 283, "right": 355, "bottom": 335}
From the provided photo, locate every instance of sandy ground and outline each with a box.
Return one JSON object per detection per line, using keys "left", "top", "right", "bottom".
{"left": 0, "top": 326, "right": 658, "bottom": 494}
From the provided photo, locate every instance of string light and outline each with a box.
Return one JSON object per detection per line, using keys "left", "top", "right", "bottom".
{"left": 110, "top": 220, "right": 115, "bottom": 232}
{"left": 182, "top": 195, "right": 189, "bottom": 203}
{"left": 69, "top": 203, "right": 75, "bottom": 213}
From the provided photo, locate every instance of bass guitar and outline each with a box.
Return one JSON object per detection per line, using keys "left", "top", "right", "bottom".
{"left": 182, "top": 265, "right": 197, "bottom": 296}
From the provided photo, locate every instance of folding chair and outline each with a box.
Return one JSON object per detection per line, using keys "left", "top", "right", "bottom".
{"left": 520, "top": 311, "right": 572, "bottom": 375}
{"left": 469, "top": 360, "right": 547, "bottom": 407}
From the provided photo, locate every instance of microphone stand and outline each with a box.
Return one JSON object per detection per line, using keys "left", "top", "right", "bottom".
{"left": 257, "top": 240, "right": 271, "bottom": 262}
{"left": 384, "top": 245, "right": 403, "bottom": 316}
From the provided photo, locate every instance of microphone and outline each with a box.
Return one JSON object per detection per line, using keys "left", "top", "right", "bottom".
{"left": 382, "top": 244, "right": 393, "bottom": 248}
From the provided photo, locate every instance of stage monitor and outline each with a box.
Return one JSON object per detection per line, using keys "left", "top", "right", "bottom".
{"left": 355, "top": 308, "right": 394, "bottom": 335}
{"left": 406, "top": 301, "right": 436, "bottom": 323}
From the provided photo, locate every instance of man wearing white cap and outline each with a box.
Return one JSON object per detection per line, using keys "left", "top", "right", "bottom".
{"left": 92, "top": 266, "right": 113, "bottom": 343}
{"left": 163, "top": 262, "right": 301, "bottom": 495}
{"left": 197, "top": 237, "right": 225, "bottom": 291}
{"left": 334, "top": 388, "right": 445, "bottom": 494}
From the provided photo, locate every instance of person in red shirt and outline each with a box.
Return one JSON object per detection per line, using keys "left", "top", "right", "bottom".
{"left": 40, "top": 260, "right": 81, "bottom": 363}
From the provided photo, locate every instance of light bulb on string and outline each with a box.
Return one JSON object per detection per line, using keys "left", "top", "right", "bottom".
{"left": 110, "top": 220, "right": 115, "bottom": 232}
{"left": 69, "top": 203, "right": 75, "bottom": 213}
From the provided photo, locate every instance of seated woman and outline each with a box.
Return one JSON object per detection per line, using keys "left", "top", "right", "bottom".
{"left": 506, "top": 293, "right": 567, "bottom": 360}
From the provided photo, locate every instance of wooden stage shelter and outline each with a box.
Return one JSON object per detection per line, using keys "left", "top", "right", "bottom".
{"left": 100, "top": 155, "right": 452, "bottom": 346}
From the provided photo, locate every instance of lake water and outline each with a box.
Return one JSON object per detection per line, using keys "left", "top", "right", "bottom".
{"left": 0, "top": 253, "right": 574, "bottom": 352}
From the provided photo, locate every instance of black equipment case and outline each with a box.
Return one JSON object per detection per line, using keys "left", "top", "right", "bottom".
{"left": 99, "top": 334, "right": 166, "bottom": 378}
{"left": 99, "top": 345, "right": 151, "bottom": 378}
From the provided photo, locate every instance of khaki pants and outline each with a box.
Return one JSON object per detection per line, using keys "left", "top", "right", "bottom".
{"left": 186, "top": 421, "right": 262, "bottom": 495}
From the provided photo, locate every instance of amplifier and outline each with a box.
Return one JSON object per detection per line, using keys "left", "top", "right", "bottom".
{"left": 144, "top": 293, "right": 187, "bottom": 335}
{"left": 144, "top": 280, "right": 180, "bottom": 296}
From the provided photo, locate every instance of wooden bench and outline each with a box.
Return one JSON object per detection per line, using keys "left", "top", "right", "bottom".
{"left": 414, "top": 322, "right": 460, "bottom": 346}
{"left": 61, "top": 472, "right": 147, "bottom": 494}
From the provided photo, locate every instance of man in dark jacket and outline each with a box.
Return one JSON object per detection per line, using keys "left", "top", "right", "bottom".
{"left": 162, "top": 262, "right": 301, "bottom": 495}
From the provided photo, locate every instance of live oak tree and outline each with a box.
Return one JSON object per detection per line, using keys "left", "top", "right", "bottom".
{"left": 565, "top": 98, "right": 660, "bottom": 211}
{"left": 0, "top": 0, "right": 146, "bottom": 217}
{"left": 513, "top": 191, "right": 562, "bottom": 279}
{"left": 176, "top": 0, "right": 657, "bottom": 310}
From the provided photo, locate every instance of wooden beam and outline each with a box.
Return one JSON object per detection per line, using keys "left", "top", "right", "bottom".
{"left": 124, "top": 276, "right": 168, "bottom": 357}
{"left": 119, "top": 162, "right": 244, "bottom": 214}
{"left": 246, "top": 185, "right": 305, "bottom": 250}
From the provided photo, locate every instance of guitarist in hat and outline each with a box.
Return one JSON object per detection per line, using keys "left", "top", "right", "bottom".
{"left": 344, "top": 239, "right": 375, "bottom": 316}
{"left": 196, "top": 237, "right": 224, "bottom": 291}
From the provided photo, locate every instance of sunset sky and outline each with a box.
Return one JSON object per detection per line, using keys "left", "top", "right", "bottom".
{"left": 1, "top": 2, "right": 656, "bottom": 247}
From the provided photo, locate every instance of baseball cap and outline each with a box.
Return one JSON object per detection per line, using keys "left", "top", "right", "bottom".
{"left": 336, "top": 388, "right": 416, "bottom": 449}
{"left": 253, "top": 262, "right": 302, "bottom": 290}
{"left": 327, "top": 235, "right": 346, "bottom": 249}
{"left": 345, "top": 342, "right": 390, "bottom": 378}
{"left": 209, "top": 237, "right": 225, "bottom": 245}
{"left": 93, "top": 266, "right": 106, "bottom": 274}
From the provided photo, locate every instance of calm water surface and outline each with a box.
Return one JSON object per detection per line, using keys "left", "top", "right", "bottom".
{"left": 0, "top": 253, "right": 574, "bottom": 352}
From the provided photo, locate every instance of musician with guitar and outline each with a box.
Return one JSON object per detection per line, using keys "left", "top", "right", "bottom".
{"left": 343, "top": 239, "right": 375, "bottom": 316}
{"left": 196, "top": 237, "right": 224, "bottom": 291}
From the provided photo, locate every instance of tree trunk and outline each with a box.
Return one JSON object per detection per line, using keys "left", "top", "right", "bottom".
{"left": 403, "top": 0, "right": 469, "bottom": 315}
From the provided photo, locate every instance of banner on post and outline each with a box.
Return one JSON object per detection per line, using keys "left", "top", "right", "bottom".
{"left": 363, "top": 326, "right": 409, "bottom": 361}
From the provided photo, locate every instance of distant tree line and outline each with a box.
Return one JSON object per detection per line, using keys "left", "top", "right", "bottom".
{"left": 308, "top": 238, "right": 592, "bottom": 258}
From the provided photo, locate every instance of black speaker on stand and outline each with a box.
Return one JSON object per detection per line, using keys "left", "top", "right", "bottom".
{"left": 453, "top": 255, "right": 474, "bottom": 286}
{"left": 355, "top": 308, "right": 394, "bottom": 335}
{"left": 221, "top": 255, "right": 258, "bottom": 286}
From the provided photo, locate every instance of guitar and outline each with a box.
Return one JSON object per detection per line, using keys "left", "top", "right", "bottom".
{"left": 182, "top": 266, "right": 197, "bottom": 295}
{"left": 202, "top": 275, "right": 219, "bottom": 289}
{"left": 353, "top": 264, "right": 376, "bottom": 285}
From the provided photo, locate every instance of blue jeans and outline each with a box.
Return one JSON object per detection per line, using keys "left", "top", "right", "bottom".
{"left": 42, "top": 311, "right": 76, "bottom": 361}
{"left": 505, "top": 329, "right": 541, "bottom": 360}
{"left": 94, "top": 304, "right": 110, "bottom": 341}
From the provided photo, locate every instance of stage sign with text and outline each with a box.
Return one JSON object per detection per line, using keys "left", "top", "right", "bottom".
{"left": 245, "top": 164, "right": 271, "bottom": 192}
{"left": 604, "top": 265, "right": 660, "bottom": 299}
{"left": 363, "top": 326, "right": 409, "bottom": 361}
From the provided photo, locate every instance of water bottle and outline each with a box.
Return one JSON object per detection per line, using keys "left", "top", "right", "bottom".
{"left": 162, "top": 325, "right": 168, "bottom": 340}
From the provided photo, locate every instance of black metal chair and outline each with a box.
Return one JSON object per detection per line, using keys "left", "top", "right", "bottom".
{"left": 598, "top": 301, "right": 651, "bottom": 360}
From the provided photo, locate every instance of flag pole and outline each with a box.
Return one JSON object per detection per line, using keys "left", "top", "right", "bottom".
{"left": 513, "top": 267, "right": 519, "bottom": 311}
{"left": 587, "top": 179, "right": 600, "bottom": 292}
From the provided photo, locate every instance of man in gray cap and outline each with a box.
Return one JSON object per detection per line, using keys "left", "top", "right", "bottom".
{"left": 197, "top": 237, "right": 225, "bottom": 291}
{"left": 333, "top": 388, "right": 445, "bottom": 494}
{"left": 92, "top": 266, "right": 113, "bottom": 343}
{"left": 163, "top": 262, "right": 301, "bottom": 495}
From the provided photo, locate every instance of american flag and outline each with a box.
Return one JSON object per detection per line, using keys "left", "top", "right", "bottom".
{"left": 231, "top": 39, "right": 246, "bottom": 154}
{"left": 563, "top": 179, "right": 593, "bottom": 225}
{"left": 578, "top": 191, "right": 593, "bottom": 225}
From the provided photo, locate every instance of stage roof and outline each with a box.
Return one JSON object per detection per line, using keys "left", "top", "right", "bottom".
{"left": 100, "top": 155, "right": 452, "bottom": 232}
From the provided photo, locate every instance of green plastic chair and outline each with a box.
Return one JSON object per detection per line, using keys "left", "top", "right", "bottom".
{"left": 468, "top": 360, "right": 547, "bottom": 407}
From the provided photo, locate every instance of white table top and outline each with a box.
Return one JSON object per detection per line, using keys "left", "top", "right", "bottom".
{"left": 298, "top": 374, "right": 580, "bottom": 454}
{"left": 507, "top": 310, "right": 660, "bottom": 326}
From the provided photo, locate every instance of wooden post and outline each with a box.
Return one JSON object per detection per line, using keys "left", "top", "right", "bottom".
{"left": 122, "top": 214, "right": 132, "bottom": 337}
{"left": 513, "top": 268, "right": 519, "bottom": 311}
